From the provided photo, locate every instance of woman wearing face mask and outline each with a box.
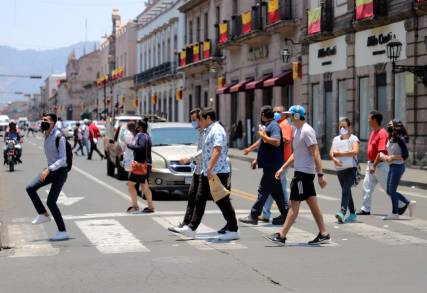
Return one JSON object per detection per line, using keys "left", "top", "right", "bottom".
{"left": 381, "top": 120, "right": 415, "bottom": 220}
{"left": 330, "top": 118, "right": 360, "bottom": 223}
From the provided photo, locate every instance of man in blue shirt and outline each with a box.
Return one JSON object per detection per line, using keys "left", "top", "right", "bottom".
{"left": 26, "top": 113, "right": 70, "bottom": 241}
{"left": 175, "top": 107, "right": 239, "bottom": 241}
{"left": 239, "top": 106, "right": 288, "bottom": 225}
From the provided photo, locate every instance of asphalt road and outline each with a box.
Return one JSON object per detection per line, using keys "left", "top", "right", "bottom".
{"left": 1, "top": 135, "right": 427, "bottom": 293}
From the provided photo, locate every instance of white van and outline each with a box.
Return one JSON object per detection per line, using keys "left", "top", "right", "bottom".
{"left": 0, "top": 115, "right": 10, "bottom": 134}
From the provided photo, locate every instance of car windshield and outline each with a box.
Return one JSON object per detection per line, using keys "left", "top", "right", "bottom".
{"left": 151, "top": 127, "right": 198, "bottom": 146}
{"left": 63, "top": 121, "right": 76, "bottom": 128}
{"left": 0, "top": 118, "right": 9, "bottom": 123}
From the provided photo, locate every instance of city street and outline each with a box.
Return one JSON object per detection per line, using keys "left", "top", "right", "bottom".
{"left": 0, "top": 136, "right": 427, "bottom": 293}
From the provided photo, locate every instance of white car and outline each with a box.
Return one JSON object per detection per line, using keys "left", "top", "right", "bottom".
{"left": 0, "top": 115, "right": 10, "bottom": 134}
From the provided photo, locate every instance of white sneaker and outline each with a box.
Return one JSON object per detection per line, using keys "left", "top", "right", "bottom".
{"left": 31, "top": 214, "right": 51, "bottom": 225}
{"left": 49, "top": 231, "right": 70, "bottom": 241}
{"left": 175, "top": 225, "right": 196, "bottom": 239}
{"left": 408, "top": 201, "right": 416, "bottom": 217}
{"left": 218, "top": 231, "right": 240, "bottom": 241}
{"left": 383, "top": 214, "right": 400, "bottom": 220}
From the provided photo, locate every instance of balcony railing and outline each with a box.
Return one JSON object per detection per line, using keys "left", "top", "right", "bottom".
{"left": 134, "top": 61, "right": 174, "bottom": 85}
{"left": 177, "top": 39, "right": 219, "bottom": 68}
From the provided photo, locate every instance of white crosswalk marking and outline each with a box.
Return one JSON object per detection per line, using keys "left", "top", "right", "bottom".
{"left": 153, "top": 216, "right": 247, "bottom": 251}
{"left": 8, "top": 224, "right": 59, "bottom": 257}
{"left": 75, "top": 219, "right": 150, "bottom": 254}
{"left": 249, "top": 223, "right": 340, "bottom": 247}
{"left": 377, "top": 217, "right": 427, "bottom": 233}
{"left": 312, "top": 214, "right": 427, "bottom": 246}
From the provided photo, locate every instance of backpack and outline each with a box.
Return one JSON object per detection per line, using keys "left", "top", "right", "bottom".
{"left": 56, "top": 135, "right": 73, "bottom": 172}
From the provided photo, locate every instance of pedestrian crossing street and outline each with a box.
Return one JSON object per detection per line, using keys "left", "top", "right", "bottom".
{"left": 3, "top": 210, "right": 427, "bottom": 258}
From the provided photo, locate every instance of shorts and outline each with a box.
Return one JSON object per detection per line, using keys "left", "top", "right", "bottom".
{"left": 129, "top": 165, "right": 151, "bottom": 184}
{"left": 290, "top": 171, "right": 316, "bottom": 201}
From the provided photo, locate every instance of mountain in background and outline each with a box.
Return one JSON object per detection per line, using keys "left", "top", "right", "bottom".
{"left": 0, "top": 41, "right": 98, "bottom": 103}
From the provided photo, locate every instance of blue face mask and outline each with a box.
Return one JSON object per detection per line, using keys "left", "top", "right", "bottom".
{"left": 273, "top": 112, "right": 282, "bottom": 121}
{"left": 191, "top": 120, "right": 199, "bottom": 129}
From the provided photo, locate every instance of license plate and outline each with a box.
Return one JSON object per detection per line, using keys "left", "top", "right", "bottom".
{"left": 7, "top": 151, "right": 15, "bottom": 155}
{"left": 185, "top": 177, "right": 192, "bottom": 185}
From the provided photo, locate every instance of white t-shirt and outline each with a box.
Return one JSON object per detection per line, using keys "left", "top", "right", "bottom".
{"left": 331, "top": 134, "right": 360, "bottom": 170}
{"left": 292, "top": 123, "right": 317, "bottom": 174}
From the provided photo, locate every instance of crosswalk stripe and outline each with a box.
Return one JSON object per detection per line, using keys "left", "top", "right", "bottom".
{"left": 7, "top": 224, "right": 59, "bottom": 257}
{"left": 248, "top": 223, "right": 340, "bottom": 247}
{"left": 75, "top": 219, "right": 150, "bottom": 254}
{"left": 153, "top": 216, "right": 247, "bottom": 251}
{"left": 377, "top": 217, "right": 427, "bottom": 233}
{"left": 310, "top": 214, "right": 427, "bottom": 246}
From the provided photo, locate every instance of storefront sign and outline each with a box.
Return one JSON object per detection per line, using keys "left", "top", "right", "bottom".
{"left": 309, "top": 35, "right": 347, "bottom": 75}
{"left": 248, "top": 46, "right": 269, "bottom": 61}
{"left": 355, "top": 21, "right": 406, "bottom": 67}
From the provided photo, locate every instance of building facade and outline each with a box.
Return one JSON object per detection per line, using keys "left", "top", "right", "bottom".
{"left": 135, "top": 0, "right": 185, "bottom": 122}
{"left": 302, "top": 0, "right": 427, "bottom": 166}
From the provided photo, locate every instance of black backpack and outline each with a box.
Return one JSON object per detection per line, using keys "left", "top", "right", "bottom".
{"left": 56, "top": 135, "right": 73, "bottom": 172}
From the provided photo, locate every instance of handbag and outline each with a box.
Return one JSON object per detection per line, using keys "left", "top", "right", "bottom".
{"left": 131, "top": 133, "right": 148, "bottom": 176}
{"left": 208, "top": 175, "right": 230, "bottom": 202}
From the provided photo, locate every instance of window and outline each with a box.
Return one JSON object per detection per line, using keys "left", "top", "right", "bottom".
{"left": 189, "top": 20, "right": 193, "bottom": 43}
{"left": 232, "top": 0, "right": 238, "bottom": 15}
{"left": 189, "top": 94, "right": 193, "bottom": 114}
{"left": 196, "top": 17, "right": 201, "bottom": 42}
{"left": 375, "top": 73, "right": 388, "bottom": 125}
{"left": 173, "top": 34, "right": 178, "bottom": 64}
{"left": 395, "top": 72, "right": 409, "bottom": 123}
{"left": 324, "top": 81, "right": 333, "bottom": 154}
{"left": 216, "top": 6, "right": 221, "bottom": 25}
{"left": 311, "top": 84, "right": 321, "bottom": 134}
{"left": 204, "top": 13, "right": 209, "bottom": 40}
{"left": 310, "top": 0, "right": 320, "bottom": 9}
{"left": 215, "top": 94, "right": 220, "bottom": 120}
{"left": 338, "top": 80, "right": 347, "bottom": 119}
{"left": 262, "top": 88, "right": 273, "bottom": 106}
{"left": 335, "top": 0, "right": 347, "bottom": 17}
{"left": 167, "top": 38, "right": 171, "bottom": 62}
{"left": 359, "top": 77, "right": 372, "bottom": 140}
{"left": 204, "top": 91, "right": 208, "bottom": 107}
{"left": 169, "top": 96, "right": 173, "bottom": 122}
{"left": 139, "top": 52, "right": 143, "bottom": 72}
{"left": 174, "top": 94, "right": 179, "bottom": 122}
{"left": 158, "top": 43, "right": 161, "bottom": 65}
{"left": 281, "top": 85, "right": 293, "bottom": 109}
{"left": 148, "top": 49, "right": 151, "bottom": 68}
{"left": 162, "top": 40, "right": 166, "bottom": 63}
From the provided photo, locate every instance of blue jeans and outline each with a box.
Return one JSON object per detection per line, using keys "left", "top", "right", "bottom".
{"left": 387, "top": 164, "right": 410, "bottom": 214}
{"left": 261, "top": 168, "right": 289, "bottom": 219}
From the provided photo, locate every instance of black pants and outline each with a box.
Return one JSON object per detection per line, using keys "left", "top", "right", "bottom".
{"left": 188, "top": 173, "right": 238, "bottom": 232}
{"left": 88, "top": 141, "right": 103, "bottom": 159}
{"left": 251, "top": 168, "right": 288, "bottom": 219}
{"left": 337, "top": 168, "right": 356, "bottom": 214}
{"left": 26, "top": 167, "right": 68, "bottom": 232}
{"left": 73, "top": 139, "right": 84, "bottom": 155}
{"left": 183, "top": 173, "right": 200, "bottom": 225}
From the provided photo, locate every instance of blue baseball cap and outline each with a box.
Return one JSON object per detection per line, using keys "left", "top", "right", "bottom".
{"left": 285, "top": 105, "right": 305, "bottom": 119}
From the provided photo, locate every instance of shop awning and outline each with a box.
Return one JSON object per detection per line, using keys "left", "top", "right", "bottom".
{"left": 245, "top": 74, "right": 273, "bottom": 90}
{"left": 229, "top": 79, "right": 254, "bottom": 93}
{"left": 263, "top": 71, "right": 293, "bottom": 88}
{"left": 216, "top": 82, "right": 238, "bottom": 94}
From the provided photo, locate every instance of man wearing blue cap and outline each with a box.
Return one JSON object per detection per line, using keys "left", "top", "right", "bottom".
{"left": 265, "top": 105, "right": 331, "bottom": 245}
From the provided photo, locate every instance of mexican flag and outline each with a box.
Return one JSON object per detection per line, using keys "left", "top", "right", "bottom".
{"left": 355, "top": 0, "right": 374, "bottom": 20}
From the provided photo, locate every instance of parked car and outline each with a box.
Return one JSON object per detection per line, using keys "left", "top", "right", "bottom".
{"left": 0, "top": 115, "right": 10, "bottom": 135}
{"left": 17, "top": 117, "right": 29, "bottom": 131}
{"left": 62, "top": 120, "right": 76, "bottom": 139}
{"left": 94, "top": 120, "right": 107, "bottom": 136}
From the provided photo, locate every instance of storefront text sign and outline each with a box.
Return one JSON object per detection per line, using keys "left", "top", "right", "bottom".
{"left": 309, "top": 35, "right": 346, "bottom": 75}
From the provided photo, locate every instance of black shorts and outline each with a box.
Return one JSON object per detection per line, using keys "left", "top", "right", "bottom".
{"left": 290, "top": 171, "right": 316, "bottom": 201}
{"left": 129, "top": 166, "right": 151, "bottom": 184}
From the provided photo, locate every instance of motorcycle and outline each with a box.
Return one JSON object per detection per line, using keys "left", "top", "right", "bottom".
{"left": 5, "top": 137, "right": 22, "bottom": 172}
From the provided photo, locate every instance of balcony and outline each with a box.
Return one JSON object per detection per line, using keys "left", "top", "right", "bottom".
{"left": 134, "top": 61, "right": 175, "bottom": 86}
{"left": 353, "top": 0, "right": 388, "bottom": 30}
{"left": 304, "top": 0, "right": 334, "bottom": 42}
{"left": 415, "top": 0, "right": 427, "bottom": 15}
{"left": 177, "top": 39, "right": 222, "bottom": 74}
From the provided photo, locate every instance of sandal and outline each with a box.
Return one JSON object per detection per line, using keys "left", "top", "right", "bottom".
{"left": 126, "top": 206, "right": 140, "bottom": 214}
{"left": 142, "top": 207, "right": 155, "bottom": 214}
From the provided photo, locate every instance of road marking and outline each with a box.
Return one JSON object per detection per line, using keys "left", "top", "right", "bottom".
{"left": 248, "top": 223, "right": 339, "bottom": 247}
{"left": 7, "top": 224, "right": 59, "bottom": 257}
{"left": 75, "top": 219, "right": 149, "bottom": 254}
{"left": 153, "top": 216, "right": 247, "bottom": 250}
{"left": 379, "top": 188, "right": 427, "bottom": 200}
{"left": 44, "top": 189, "right": 84, "bottom": 206}
{"left": 309, "top": 214, "right": 427, "bottom": 246}
{"left": 376, "top": 217, "right": 427, "bottom": 233}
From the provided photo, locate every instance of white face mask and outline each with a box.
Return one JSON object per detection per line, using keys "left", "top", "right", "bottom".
{"left": 340, "top": 127, "right": 349, "bottom": 136}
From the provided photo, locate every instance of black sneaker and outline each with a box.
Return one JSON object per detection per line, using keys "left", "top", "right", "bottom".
{"left": 217, "top": 225, "right": 228, "bottom": 234}
{"left": 398, "top": 203, "right": 409, "bottom": 215}
{"left": 356, "top": 210, "right": 371, "bottom": 216}
{"left": 257, "top": 216, "right": 270, "bottom": 223}
{"left": 272, "top": 216, "right": 285, "bottom": 225}
{"left": 265, "top": 233, "right": 287, "bottom": 246}
{"left": 238, "top": 216, "right": 258, "bottom": 225}
{"left": 308, "top": 233, "right": 331, "bottom": 245}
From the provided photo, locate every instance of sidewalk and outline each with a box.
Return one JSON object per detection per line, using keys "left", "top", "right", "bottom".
{"left": 228, "top": 148, "right": 427, "bottom": 189}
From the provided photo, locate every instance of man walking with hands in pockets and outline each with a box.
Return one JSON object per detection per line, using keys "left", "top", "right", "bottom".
{"left": 265, "top": 105, "right": 330, "bottom": 245}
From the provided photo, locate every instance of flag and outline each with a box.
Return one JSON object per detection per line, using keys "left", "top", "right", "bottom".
{"left": 217, "top": 76, "right": 225, "bottom": 89}
{"left": 180, "top": 49, "right": 186, "bottom": 66}
{"left": 193, "top": 43, "right": 200, "bottom": 62}
{"left": 308, "top": 7, "right": 321, "bottom": 35}
{"left": 203, "top": 40, "right": 211, "bottom": 59}
{"left": 242, "top": 11, "right": 252, "bottom": 34}
{"left": 120, "top": 96, "right": 126, "bottom": 105}
{"left": 175, "top": 89, "right": 183, "bottom": 101}
{"left": 355, "top": 0, "right": 374, "bottom": 20}
{"left": 268, "top": 0, "right": 280, "bottom": 24}
{"left": 151, "top": 95, "right": 157, "bottom": 105}
{"left": 219, "top": 22, "right": 229, "bottom": 44}
{"left": 292, "top": 62, "right": 302, "bottom": 80}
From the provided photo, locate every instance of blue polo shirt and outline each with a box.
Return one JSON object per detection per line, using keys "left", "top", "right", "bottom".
{"left": 257, "top": 120, "right": 284, "bottom": 171}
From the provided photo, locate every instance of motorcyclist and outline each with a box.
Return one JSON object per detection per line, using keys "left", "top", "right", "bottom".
{"left": 3, "top": 120, "right": 23, "bottom": 164}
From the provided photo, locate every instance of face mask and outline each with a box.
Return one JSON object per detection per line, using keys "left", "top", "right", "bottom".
{"left": 387, "top": 126, "right": 394, "bottom": 133}
{"left": 273, "top": 112, "right": 281, "bottom": 121}
{"left": 41, "top": 121, "right": 51, "bottom": 131}
{"left": 339, "top": 127, "right": 349, "bottom": 136}
{"left": 191, "top": 120, "right": 199, "bottom": 129}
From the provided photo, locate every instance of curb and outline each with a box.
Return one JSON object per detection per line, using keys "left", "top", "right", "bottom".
{"left": 229, "top": 154, "right": 427, "bottom": 190}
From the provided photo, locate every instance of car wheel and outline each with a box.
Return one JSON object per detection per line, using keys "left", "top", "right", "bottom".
{"left": 116, "top": 159, "right": 128, "bottom": 180}
{"left": 106, "top": 156, "right": 115, "bottom": 177}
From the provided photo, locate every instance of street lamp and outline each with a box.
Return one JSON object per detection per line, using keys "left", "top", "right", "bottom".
{"left": 386, "top": 35, "right": 427, "bottom": 117}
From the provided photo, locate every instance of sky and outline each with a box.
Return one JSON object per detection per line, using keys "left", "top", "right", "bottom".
{"left": 0, "top": 0, "right": 145, "bottom": 50}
